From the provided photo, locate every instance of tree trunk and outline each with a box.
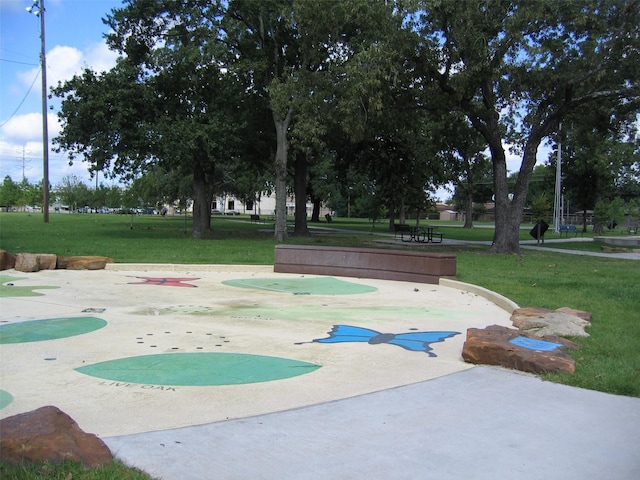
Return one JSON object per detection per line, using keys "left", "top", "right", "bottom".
{"left": 399, "top": 201, "right": 406, "bottom": 224}
{"left": 489, "top": 131, "right": 542, "bottom": 254}
{"left": 488, "top": 136, "right": 521, "bottom": 254}
{"left": 293, "top": 153, "right": 309, "bottom": 236}
{"left": 191, "top": 162, "right": 212, "bottom": 239}
{"left": 311, "top": 196, "right": 321, "bottom": 222}
{"left": 464, "top": 188, "right": 474, "bottom": 228}
{"left": 273, "top": 108, "right": 292, "bottom": 242}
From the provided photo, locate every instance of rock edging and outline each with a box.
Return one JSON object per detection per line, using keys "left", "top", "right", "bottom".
{"left": 0, "top": 250, "right": 114, "bottom": 272}
{"left": 462, "top": 306, "right": 592, "bottom": 375}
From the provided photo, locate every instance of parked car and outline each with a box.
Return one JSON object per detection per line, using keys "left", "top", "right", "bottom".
{"left": 225, "top": 210, "right": 240, "bottom": 215}
{"left": 211, "top": 209, "right": 223, "bottom": 215}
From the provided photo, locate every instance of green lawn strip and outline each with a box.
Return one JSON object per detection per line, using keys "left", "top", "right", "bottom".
{"left": 456, "top": 251, "right": 640, "bottom": 397}
{"left": 0, "top": 460, "right": 153, "bottom": 479}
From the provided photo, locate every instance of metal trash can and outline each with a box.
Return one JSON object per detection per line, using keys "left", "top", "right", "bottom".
{"left": 529, "top": 220, "right": 549, "bottom": 240}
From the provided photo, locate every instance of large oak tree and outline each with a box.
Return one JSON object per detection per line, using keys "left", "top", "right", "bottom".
{"left": 414, "top": 0, "right": 640, "bottom": 253}
{"left": 54, "top": 0, "right": 244, "bottom": 238}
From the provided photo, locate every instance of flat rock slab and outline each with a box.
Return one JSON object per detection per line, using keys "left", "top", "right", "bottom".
{"left": 57, "top": 256, "right": 115, "bottom": 270}
{"left": 511, "top": 307, "right": 592, "bottom": 337}
{"left": 462, "top": 324, "right": 577, "bottom": 374}
{"left": 0, "top": 405, "right": 113, "bottom": 468}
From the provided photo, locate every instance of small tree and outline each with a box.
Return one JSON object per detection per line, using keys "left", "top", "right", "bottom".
{"left": 593, "top": 198, "right": 626, "bottom": 234}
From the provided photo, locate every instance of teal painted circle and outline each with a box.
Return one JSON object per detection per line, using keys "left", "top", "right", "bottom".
{"left": 0, "top": 389, "right": 13, "bottom": 409}
{"left": 0, "top": 317, "right": 107, "bottom": 344}
{"left": 75, "top": 352, "right": 321, "bottom": 386}
{"left": 223, "top": 277, "right": 377, "bottom": 295}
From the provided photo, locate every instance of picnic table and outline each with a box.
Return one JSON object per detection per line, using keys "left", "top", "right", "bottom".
{"left": 401, "top": 226, "right": 443, "bottom": 244}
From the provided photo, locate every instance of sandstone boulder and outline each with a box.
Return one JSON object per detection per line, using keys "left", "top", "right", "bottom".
{"left": 555, "top": 307, "right": 592, "bottom": 322}
{"left": 57, "top": 256, "right": 114, "bottom": 270}
{"left": 462, "top": 325, "right": 577, "bottom": 374}
{"left": 0, "top": 405, "right": 113, "bottom": 469}
{"left": 0, "top": 249, "right": 16, "bottom": 270}
{"left": 511, "top": 307, "right": 591, "bottom": 337}
{"left": 14, "top": 253, "right": 57, "bottom": 272}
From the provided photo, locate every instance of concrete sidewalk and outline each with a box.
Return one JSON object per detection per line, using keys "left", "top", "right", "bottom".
{"left": 105, "top": 366, "right": 640, "bottom": 480}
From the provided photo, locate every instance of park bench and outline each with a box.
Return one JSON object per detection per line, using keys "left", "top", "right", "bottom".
{"left": 627, "top": 225, "right": 638, "bottom": 235}
{"left": 274, "top": 245, "right": 456, "bottom": 284}
{"left": 559, "top": 225, "right": 578, "bottom": 237}
{"left": 250, "top": 214, "right": 261, "bottom": 223}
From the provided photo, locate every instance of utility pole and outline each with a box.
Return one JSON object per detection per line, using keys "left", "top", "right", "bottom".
{"left": 27, "top": 0, "right": 49, "bottom": 222}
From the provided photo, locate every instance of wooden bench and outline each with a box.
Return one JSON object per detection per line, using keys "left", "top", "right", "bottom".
{"left": 559, "top": 225, "right": 578, "bottom": 237}
{"left": 627, "top": 225, "right": 638, "bottom": 235}
{"left": 250, "top": 214, "right": 261, "bottom": 223}
{"left": 274, "top": 245, "right": 456, "bottom": 284}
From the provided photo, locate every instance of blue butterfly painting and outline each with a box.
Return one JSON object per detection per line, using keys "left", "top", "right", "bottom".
{"left": 312, "top": 325, "right": 460, "bottom": 357}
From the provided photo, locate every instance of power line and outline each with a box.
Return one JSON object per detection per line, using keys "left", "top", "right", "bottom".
{"left": 0, "top": 58, "right": 39, "bottom": 66}
{"left": 0, "top": 67, "right": 41, "bottom": 127}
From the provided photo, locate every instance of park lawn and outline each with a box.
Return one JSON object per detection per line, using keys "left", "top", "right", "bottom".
{"left": 454, "top": 250, "right": 640, "bottom": 396}
{"left": 0, "top": 212, "right": 638, "bottom": 398}
{"left": 0, "top": 459, "right": 152, "bottom": 480}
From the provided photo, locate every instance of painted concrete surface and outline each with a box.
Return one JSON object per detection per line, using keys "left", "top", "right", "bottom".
{"left": 1, "top": 265, "right": 511, "bottom": 437}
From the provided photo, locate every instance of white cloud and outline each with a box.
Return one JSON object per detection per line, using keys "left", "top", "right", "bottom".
{"left": 85, "top": 42, "right": 120, "bottom": 74}
{"left": 16, "top": 43, "right": 119, "bottom": 93}
{"left": 1, "top": 112, "right": 60, "bottom": 143}
{"left": 1, "top": 40, "right": 118, "bottom": 185}
{"left": 2, "top": 113, "right": 42, "bottom": 142}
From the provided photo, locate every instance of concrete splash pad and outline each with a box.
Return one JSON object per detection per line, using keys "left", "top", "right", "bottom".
{"left": 0, "top": 265, "right": 515, "bottom": 437}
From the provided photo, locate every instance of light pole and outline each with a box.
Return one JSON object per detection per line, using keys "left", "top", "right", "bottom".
{"left": 26, "top": 0, "right": 49, "bottom": 223}
{"left": 553, "top": 125, "right": 562, "bottom": 233}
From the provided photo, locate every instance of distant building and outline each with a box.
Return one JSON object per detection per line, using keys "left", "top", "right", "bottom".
{"left": 212, "top": 192, "right": 331, "bottom": 217}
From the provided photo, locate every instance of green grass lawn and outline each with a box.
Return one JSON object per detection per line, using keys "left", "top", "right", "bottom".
{"left": 1, "top": 212, "right": 638, "bottom": 479}
{"left": 1, "top": 211, "right": 638, "bottom": 399}
{"left": 0, "top": 460, "right": 151, "bottom": 480}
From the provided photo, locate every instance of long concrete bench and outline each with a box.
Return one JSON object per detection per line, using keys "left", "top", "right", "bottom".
{"left": 274, "top": 245, "right": 456, "bottom": 284}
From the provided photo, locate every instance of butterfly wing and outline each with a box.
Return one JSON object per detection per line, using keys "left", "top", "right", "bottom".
{"left": 388, "top": 331, "right": 460, "bottom": 356}
{"left": 313, "top": 325, "right": 381, "bottom": 344}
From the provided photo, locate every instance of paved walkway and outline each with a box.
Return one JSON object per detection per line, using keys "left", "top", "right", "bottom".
{"left": 1, "top": 256, "right": 639, "bottom": 479}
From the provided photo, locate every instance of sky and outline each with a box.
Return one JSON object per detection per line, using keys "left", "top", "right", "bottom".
{"left": 0, "top": 0, "right": 550, "bottom": 202}
{"left": 0, "top": 0, "right": 122, "bottom": 188}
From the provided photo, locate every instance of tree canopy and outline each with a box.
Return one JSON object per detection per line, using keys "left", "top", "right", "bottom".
{"left": 51, "top": 0, "right": 639, "bottom": 251}
{"left": 413, "top": 0, "right": 640, "bottom": 252}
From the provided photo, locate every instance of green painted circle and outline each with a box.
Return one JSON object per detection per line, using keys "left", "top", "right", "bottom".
{"left": 75, "top": 352, "right": 321, "bottom": 386}
{"left": 0, "top": 317, "right": 107, "bottom": 344}
{"left": 222, "top": 277, "right": 377, "bottom": 295}
{"left": 0, "top": 389, "right": 13, "bottom": 409}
